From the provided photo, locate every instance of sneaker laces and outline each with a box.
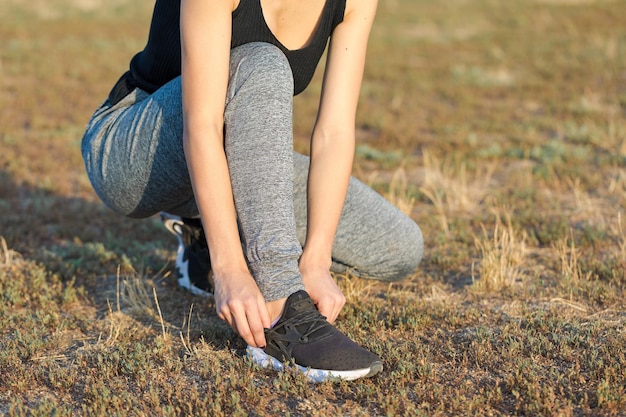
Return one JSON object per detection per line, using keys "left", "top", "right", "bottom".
{"left": 265, "top": 297, "right": 335, "bottom": 359}
{"left": 273, "top": 311, "right": 329, "bottom": 343}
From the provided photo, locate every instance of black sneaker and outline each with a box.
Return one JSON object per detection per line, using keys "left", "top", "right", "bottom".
{"left": 247, "top": 290, "right": 383, "bottom": 382}
{"left": 161, "top": 212, "right": 213, "bottom": 297}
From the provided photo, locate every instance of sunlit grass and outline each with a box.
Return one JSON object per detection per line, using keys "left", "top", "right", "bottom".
{"left": 472, "top": 212, "right": 527, "bottom": 292}
{"left": 1, "top": 0, "right": 625, "bottom": 414}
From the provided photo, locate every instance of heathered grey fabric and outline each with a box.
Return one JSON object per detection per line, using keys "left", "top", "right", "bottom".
{"left": 81, "top": 42, "right": 423, "bottom": 302}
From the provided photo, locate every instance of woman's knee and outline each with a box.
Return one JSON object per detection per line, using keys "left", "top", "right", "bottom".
{"left": 394, "top": 219, "right": 424, "bottom": 279}
{"left": 356, "top": 217, "right": 424, "bottom": 282}
{"left": 379, "top": 218, "right": 424, "bottom": 281}
{"left": 228, "top": 42, "right": 293, "bottom": 98}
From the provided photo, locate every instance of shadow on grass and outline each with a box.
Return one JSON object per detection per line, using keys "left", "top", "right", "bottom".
{"left": 1, "top": 169, "right": 189, "bottom": 297}
{"left": 0, "top": 169, "right": 167, "bottom": 251}
{"left": 0, "top": 168, "right": 236, "bottom": 345}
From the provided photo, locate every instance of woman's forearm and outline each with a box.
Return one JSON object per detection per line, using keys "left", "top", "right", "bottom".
{"left": 301, "top": 130, "right": 355, "bottom": 267}
{"left": 183, "top": 131, "right": 249, "bottom": 274}
{"left": 180, "top": 0, "right": 246, "bottom": 275}
{"left": 301, "top": 0, "right": 376, "bottom": 269}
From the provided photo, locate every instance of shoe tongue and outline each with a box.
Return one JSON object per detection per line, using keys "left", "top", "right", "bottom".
{"left": 280, "top": 290, "right": 335, "bottom": 340}
{"left": 288, "top": 290, "right": 310, "bottom": 303}
{"left": 284, "top": 290, "right": 315, "bottom": 317}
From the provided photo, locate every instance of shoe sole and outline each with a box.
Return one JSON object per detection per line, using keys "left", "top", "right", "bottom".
{"left": 161, "top": 212, "right": 213, "bottom": 298}
{"left": 246, "top": 346, "right": 383, "bottom": 383}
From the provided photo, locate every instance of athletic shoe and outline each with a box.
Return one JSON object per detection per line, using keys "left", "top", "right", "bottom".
{"left": 160, "top": 212, "right": 213, "bottom": 297}
{"left": 247, "top": 290, "right": 383, "bottom": 382}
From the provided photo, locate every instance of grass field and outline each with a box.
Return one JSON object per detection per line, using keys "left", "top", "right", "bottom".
{"left": 1, "top": 0, "right": 625, "bottom": 415}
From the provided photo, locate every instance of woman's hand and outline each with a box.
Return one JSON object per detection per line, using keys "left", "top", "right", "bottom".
{"left": 213, "top": 269, "right": 270, "bottom": 348}
{"left": 181, "top": 0, "right": 266, "bottom": 346}
{"left": 300, "top": 263, "right": 345, "bottom": 323}
{"left": 299, "top": 0, "right": 377, "bottom": 325}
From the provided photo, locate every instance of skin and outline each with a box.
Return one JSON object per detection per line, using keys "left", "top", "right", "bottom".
{"left": 180, "top": 0, "right": 378, "bottom": 348}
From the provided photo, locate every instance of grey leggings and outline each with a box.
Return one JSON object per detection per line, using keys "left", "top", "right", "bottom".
{"left": 81, "top": 42, "right": 423, "bottom": 301}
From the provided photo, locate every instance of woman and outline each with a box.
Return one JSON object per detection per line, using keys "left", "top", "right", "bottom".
{"left": 81, "top": 0, "right": 423, "bottom": 382}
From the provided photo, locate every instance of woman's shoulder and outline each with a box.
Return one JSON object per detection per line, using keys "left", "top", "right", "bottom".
{"left": 344, "top": 0, "right": 377, "bottom": 18}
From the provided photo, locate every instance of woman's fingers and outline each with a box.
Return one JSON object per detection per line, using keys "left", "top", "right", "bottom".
{"left": 317, "top": 291, "right": 345, "bottom": 323}
{"left": 235, "top": 302, "right": 268, "bottom": 347}
{"left": 216, "top": 285, "right": 269, "bottom": 347}
{"left": 301, "top": 265, "right": 346, "bottom": 323}
{"left": 246, "top": 307, "right": 268, "bottom": 348}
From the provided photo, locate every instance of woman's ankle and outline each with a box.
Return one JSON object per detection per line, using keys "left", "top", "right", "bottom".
{"left": 266, "top": 297, "right": 287, "bottom": 326}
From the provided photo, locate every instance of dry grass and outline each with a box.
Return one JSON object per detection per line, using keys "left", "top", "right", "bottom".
{"left": 554, "top": 231, "right": 591, "bottom": 286}
{"left": 1, "top": 0, "right": 626, "bottom": 415}
{"left": 618, "top": 213, "right": 626, "bottom": 263}
{"left": 419, "top": 150, "right": 496, "bottom": 235}
{"left": 0, "top": 237, "right": 20, "bottom": 266}
{"left": 472, "top": 212, "right": 527, "bottom": 292}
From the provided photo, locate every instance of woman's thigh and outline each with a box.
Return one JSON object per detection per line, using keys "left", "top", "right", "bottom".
{"left": 81, "top": 79, "right": 197, "bottom": 218}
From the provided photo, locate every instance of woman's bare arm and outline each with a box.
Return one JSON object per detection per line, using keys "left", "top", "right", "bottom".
{"left": 181, "top": 0, "right": 270, "bottom": 347}
{"left": 300, "top": 0, "right": 378, "bottom": 322}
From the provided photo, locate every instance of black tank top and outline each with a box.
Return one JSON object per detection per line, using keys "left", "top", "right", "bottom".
{"left": 108, "top": 0, "right": 346, "bottom": 104}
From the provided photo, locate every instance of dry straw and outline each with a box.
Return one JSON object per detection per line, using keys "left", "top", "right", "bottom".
{"left": 419, "top": 150, "right": 496, "bottom": 235}
{"left": 614, "top": 212, "right": 626, "bottom": 263}
{"left": 0, "top": 237, "right": 20, "bottom": 266}
{"left": 472, "top": 211, "right": 527, "bottom": 292}
{"left": 554, "top": 230, "right": 591, "bottom": 284}
{"left": 385, "top": 165, "right": 416, "bottom": 216}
